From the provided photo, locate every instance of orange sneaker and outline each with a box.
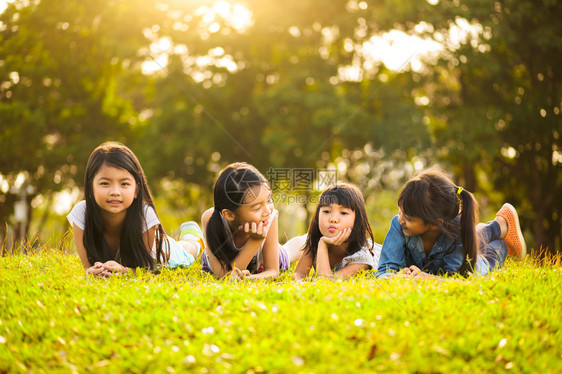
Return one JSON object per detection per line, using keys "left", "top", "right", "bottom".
{"left": 496, "top": 203, "right": 527, "bottom": 258}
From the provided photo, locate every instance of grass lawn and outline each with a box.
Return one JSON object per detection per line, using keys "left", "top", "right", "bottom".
{"left": 0, "top": 249, "right": 560, "bottom": 373}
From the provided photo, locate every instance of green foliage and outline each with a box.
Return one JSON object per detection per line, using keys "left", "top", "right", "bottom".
{"left": 0, "top": 250, "right": 560, "bottom": 372}
{"left": 136, "top": 0, "right": 430, "bottom": 175}
{"left": 404, "top": 0, "right": 562, "bottom": 251}
{"left": 0, "top": 0, "right": 161, "bottom": 224}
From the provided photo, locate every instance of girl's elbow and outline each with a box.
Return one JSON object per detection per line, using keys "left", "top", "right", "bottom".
{"left": 318, "top": 272, "right": 337, "bottom": 280}
{"left": 317, "top": 268, "right": 333, "bottom": 278}
{"left": 292, "top": 273, "right": 305, "bottom": 281}
{"left": 266, "top": 268, "right": 280, "bottom": 278}
{"left": 259, "top": 267, "right": 279, "bottom": 278}
{"left": 375, "top": 264, "right": 399, "bottom": 278}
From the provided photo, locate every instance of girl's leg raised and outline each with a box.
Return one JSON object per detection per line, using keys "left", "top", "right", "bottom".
{"left": 282, "top": 234, "right": 307, "bottom": 264}
{"left": 179, "top": 221, "right": 205, "bottom": 258}
{"left": 495, "top": 203, "right": 527, "bottom": 258}
{"left": 477, "top": 219, "right": 508, "bottom": 273}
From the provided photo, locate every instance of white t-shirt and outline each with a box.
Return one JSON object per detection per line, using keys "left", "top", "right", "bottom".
{"left": 306, "top": 236, "right": 381, "bottom": 271}
{"left": 335, "top": 241, "right": 381, "bottom": 271}
{"left": 67, "top": 200, "right": 160, "bottom": 231}
{"left": 66, "top": 201, "right": 194, "bottom": 268}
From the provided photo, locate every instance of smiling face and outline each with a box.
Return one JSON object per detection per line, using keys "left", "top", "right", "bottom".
{"left": 397, "top": 207, "right": 431, "bottom": 237}
{"left": 230, "top": 184, "right": 274, "bottom": 226}
{"left": 92, "top": 163, "right": 137, "bottom": 218}
{"left": 318, "top": 203, "right": 356, "bottom": 238}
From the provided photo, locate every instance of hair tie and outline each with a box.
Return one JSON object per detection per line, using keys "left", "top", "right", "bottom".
{"left": 456, "top": 186, "right": 463, "bottom": 197}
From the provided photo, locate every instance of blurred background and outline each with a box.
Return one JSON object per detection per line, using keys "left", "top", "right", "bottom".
{"left": 0, "top": 0, "right": 560, "bottom": 254}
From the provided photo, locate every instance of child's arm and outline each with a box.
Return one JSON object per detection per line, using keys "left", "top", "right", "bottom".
{"left": 316, "top": 239, "right": 332, "bottom": 277}
{"left": 232, "top": 221, "right": 269, "bottom": 274}
{"left": 316, "top": 229, "right": 352, "bottom": 278}
{"left": 333, "top": 264, "right": 370, "bottom": 279}
{"left": 247, "top": 214, "right": 280, "bottom": 279}
{"left": 333, "top": 239, "right": 376, "bottom": 279}
{"left": 201, "top": 209, "right": 266, "bottom": 278}
{"left": 375, "top": 216, "right": 407, "bottom": 278}
{"left": 405, "top": 265, "right": 440, "bottom": 280}
{"left": 72, "top": 224, "right": 91, "bottom": 270}
{"left": 293, "top": 247, "right": 313, "bottom": 280}
{"left": 72, "top": 224, "right": 110, "bottom": 277}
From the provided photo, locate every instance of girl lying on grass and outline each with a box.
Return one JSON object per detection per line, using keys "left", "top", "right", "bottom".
{"left": 201, "top": 162, "right": 301, "bottom": 280}
{"left": 67, "top": 142, "right": 204, "bottom": 277}
{"left": 292, "top": 183, "right": 381, "bottom": 280}
{"left": 375, "top": 167, "right": 526, "bottom": 279}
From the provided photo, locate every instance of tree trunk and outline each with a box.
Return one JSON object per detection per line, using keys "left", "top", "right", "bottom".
{"left": 462, "top": 163, "right": 477, "bottom": 193}
{"left": 529, "top": 163, "right": 557, "bottom": 256}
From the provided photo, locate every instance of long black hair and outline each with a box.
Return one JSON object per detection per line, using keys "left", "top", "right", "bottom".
{"left": 205, "top": 162, "right": 269, "bottom": 273}
{"left": 398, "top": 167, "right": 478, "bottom": 276}
{"left": 83, "top": 142, "right": 168, "bottom": 269}
{"left": 305, "top": 183, "right": 374, "bottom": 262}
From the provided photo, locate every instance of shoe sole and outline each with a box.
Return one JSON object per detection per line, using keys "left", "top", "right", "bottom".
{"left": 502, "top": 203, "right": 527, "bottom": 258}
{"left": 180, "top": 221, "right": 204, "bottom": 237}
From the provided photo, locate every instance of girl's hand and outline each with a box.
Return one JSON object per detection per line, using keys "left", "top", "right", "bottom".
{"left": 240, "top": 221, "right": 269, "bottom": 240}
{"left": 86, "top": 262, "right": 110, "bottom": 278}
{"left": 395, "top": 273, "right": 412, "bottom": 279}
{"left": 411, "top": 270, "right": 435, "bottom": 280}
{"left": 395, "top": 266, "right": 417, "bottom": 279}
{"left": 406, "top": 266, "right": 436, "bottom": 280}
{"left": 226, "top": 268, "right": 250, "bottom": 281}
{"left": 320, "top": 228, "right": 352, "bottom": 246}
{"left": 102, "top": 260, "right": 128, "bottom": 275}
{"left": 407, "top": 265, "right": 422, "bottom": 277}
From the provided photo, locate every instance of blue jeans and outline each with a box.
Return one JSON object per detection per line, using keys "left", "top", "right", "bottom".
{"left": 476, "top": 220, "right": 508, "bottom": 275}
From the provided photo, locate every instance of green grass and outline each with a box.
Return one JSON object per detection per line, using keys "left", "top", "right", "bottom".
{"left": 0, "top": 250, "right": 560, "bottom": 373}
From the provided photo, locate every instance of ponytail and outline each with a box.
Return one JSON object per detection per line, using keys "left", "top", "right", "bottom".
{"left": 457, "top": 188, "right": 479, "bottom": 276}
{"left": 205, "top": 209, "right": 238, "bottom": 273}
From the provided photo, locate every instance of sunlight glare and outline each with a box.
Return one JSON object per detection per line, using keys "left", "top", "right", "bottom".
{"left": 52, "top": 188, "right": 81, "bottom": 215}
{"left": 364, "top": 29, "right": 441, "bottom": 72}
{"left": 501, "top": 147, "right": 518, "bottom": 159}
{"left": 152, "top": 37, "right": 172, "bottom": 53}
{"left": 447, "top": 17, "right": 483, "bottom": 49}
{"left": 553, "top": 151, "right": 562, "bottom": 165}
{"left": 196, "top": 1, "right": 253, "bottom": 32}
{"left": 0, "top": 175, "right": 9, "bottom": 193}
{"left": 142, "top": 54, "right": 168, "bottom": 75}
{"left": 0, "top": 0, "right": 14, "bottom": 14}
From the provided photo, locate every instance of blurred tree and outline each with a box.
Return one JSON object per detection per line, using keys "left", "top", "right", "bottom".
{"left": 410, "top": 0, "right": 562, "bottom": 252}
{"left": 4, "top": 0, "right": 558, "bottom": 253}
{"left": 0, "top": 0, "right": 162, "bottom": 242}
{"left": 141, "top": 0, "right": 430, "bottom": 210}
{"left": 324, "top": 0, "right": 561, "bottom": 252}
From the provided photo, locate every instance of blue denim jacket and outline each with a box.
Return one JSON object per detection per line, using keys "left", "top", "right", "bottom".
{"left": 375, "top": 215, "right": 465, "bottom": 278}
